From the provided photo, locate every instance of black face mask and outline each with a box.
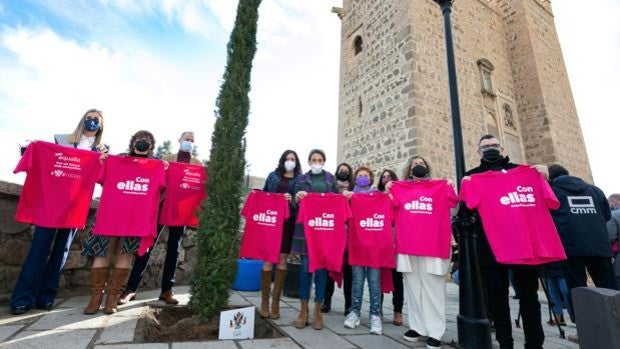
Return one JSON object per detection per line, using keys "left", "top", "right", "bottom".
{"left": 411, "top": 165, "right": 428, "bottom": 178}
{"left": 336, "top": 172, "right": 350, "bottom": 181}
{"left": 134, "top": 139, "right": 150, "bottom": 152}
{"left": 482, "top": 148, "right": 502, "bottom": 163}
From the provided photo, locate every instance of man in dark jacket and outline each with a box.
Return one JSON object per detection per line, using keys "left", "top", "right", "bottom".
{"left": 460, "top": 134, "right": 548, "bottom": 349}
{"left": 548, "top": 164, "right": 616, "bottom": 322}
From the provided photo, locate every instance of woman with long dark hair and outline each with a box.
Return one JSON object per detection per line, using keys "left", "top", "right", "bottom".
{"left": 258, "top": 150, "right": 302, "bottom": 320}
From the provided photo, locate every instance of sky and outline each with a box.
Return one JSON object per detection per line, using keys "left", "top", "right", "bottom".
{"left": 0, "top": 0, "right": 618, "bottom": 194}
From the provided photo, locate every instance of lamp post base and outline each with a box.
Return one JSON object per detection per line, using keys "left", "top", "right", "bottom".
{"left": 457, "top": 315, "right": 492, "bottom": 348}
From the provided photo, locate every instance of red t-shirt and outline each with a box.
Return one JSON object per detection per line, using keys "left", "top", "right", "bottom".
{"left": 93, "top": 155, "right": 166, "bottom": 255}
{"left": 158, "top": 162, "right": 207, "bottom": 228}
{"left": 240, "top": 190, "right": 290, "bottom": 263}
{"left": 297, "top": 193, "right": 351, "bottom": 273}
{"left": 390, "top": 179, "right": 458, "bottom": 259}
{"left": 14, "top": 141, "right": 101, "bottom": 228}
{"left": 348, "top": 192, "right": 396, "bottom": 268}
{"left": 459, "top": 165, "right": 566, "bottom": 265}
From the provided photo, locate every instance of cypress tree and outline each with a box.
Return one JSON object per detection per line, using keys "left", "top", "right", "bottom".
{"left": 189, "top": 0, "right": 262, "bottom": 321}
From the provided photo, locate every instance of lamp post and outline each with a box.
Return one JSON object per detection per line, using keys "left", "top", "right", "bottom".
{"left": 431, "top": 0, "right": 492, "bottom": 348}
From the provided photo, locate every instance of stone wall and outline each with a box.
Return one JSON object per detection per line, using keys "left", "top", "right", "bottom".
{"left": 0, "top": 180, "right": 199, "bottom": 301}
{"left": 337, "top": 0, "right": 592, "bottom": 182}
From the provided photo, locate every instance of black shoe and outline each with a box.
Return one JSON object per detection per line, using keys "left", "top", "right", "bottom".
{"left": 427, "top": 337, "right": 441, "bottom": 348}
{"left": 10, "top": 305, "right": 30, "bottom": 315}
{"left": 403, "top": 329, "right": 421, "bottom": 342}
{"left": 35, "top": 302, "right": 54, "bottom": 311}
{"left": 321, "top": 300, "right": 331, "bottom": 313}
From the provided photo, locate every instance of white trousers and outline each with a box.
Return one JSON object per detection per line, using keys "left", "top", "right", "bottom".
{"left": 401, "top": 255, "right": 447, "bottom": 340}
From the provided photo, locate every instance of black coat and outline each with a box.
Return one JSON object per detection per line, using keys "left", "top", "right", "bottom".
{"left": 550, "top": 175, "right": 612, "bottom": 257}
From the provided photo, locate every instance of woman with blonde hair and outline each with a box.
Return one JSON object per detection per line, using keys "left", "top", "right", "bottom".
{"left": 10, "top": 108, "right": 108, "bottom": 315}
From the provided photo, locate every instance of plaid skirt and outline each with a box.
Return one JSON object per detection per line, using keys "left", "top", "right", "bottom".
{"left": 81, "top": 228, "right": 140, "bottom": 257}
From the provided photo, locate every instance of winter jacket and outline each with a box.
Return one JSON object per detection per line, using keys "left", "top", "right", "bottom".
{"left": 550, "top": 175, "right": 612, "bottom": 257}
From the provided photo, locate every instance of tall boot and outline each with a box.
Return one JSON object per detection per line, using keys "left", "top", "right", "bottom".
{"left": 84, "top": 267, "right": 109, "bottom": 315}
{"left": 294, "top": 300, "right": 309, "bottom": 329}
{"left": 259, "top": 270, "right": 272, "bottom": 318}
{"left": 104, "top": 268, "right": 130, "bottom": 314}
{"left": 271, "top": 269, "right": 287, "bottom": 319}
{"left": 313, "top": 301, "right": 324, "bottom": 330}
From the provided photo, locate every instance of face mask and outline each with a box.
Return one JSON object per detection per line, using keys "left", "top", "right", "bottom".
{"left": 83, "top": 118, "right": 100, "bottom": 132}
{"left": 411, "top": 165, "right": 428, "bottom": 178}
{"left": 482, "top": 148, "right": 502, "bottom": 163}
{"left": 336, "top": 171, "right": 350, "bottom": 181}
{"left": 180, "top": 140, "right": 193, "bottom": 153}
{"left": 310, "top": 163, "right": 323, "bottom": 174}
{"left": 135, "top": 139, "right": 150, "bottom": 152}
{"left": 356, "top": 176, "right": 371, "bottom": 187}
{"left": 284, "top": 160, "right": 296, "bottom": 172}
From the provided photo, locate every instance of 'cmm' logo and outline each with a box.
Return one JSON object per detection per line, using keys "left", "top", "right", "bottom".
{"left": 567, "top": 196, "right": 597, "bottom": 214}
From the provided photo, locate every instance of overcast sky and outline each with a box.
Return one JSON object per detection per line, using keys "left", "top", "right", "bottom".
{"left": 0, "top": 0, "right": 618, "bottom": 194}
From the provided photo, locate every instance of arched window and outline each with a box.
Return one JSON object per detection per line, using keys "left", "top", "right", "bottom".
{"left": 354, "top": 36, "right": 363, "bottom": 55}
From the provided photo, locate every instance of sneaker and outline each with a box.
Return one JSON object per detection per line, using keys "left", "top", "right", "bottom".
{"left": 427, "top": 337, "right": 441, "bottom": 348}
{"left": 403, "top": 329, "right": 421, "bottom": 342}
{"left": 343, "top": 312, "right": 360, "bottom": 329}
{"left": 370, "top": 315, "right": 382, "bottom": 335}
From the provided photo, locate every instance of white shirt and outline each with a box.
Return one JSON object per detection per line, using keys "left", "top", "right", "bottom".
{"left": 77, "top": 135, "right": 95, "bottom": 150}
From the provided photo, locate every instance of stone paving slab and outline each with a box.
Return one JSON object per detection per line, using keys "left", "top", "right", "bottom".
{"left": 0, "top": 325, "right": 22, "bottom": 342}
{"left": 245, "top": 297, "right": 291, "bottom": 309}
{"left": 228, "top": 293, "right": 251, "bottom": 307}
{"left": 270, "top": 308, "right": 300, "bottom": 327}
{"left": 2, "top": 329, "right": 96, "bottom": 349}
{"left": 172, "top": 341, "right": 237, "bottom": 349}
{"left": 320, "top": 313, "right": 370, "bottom": 335}
{"left": 279, "top": 326, "right": 356, "bottom": 349}
{"left": 95, "top": 316, "right": 139, "bottom": 345}
{"left": 344, "top": 334, "right": 411, "bottom": 348}
{"left": 28, "top": 308, "right": 110, "bottom": 330}
{"left": 93, "top": 344, "right": 168, "bottom": 349}
{"left": 238, "top": 337, "right": 302, "bottom": 348}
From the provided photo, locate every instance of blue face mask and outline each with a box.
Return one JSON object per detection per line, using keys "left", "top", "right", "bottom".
{"left": 356, "top": 176, "right": 371, "bottom": 187}
{"left": 180, "top": 140, "right": 193, "bottom": 153}
{"left": 83, "top": 118, "right": 100, "bottom": 132}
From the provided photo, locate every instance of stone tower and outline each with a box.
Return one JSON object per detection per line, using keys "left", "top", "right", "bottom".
{"left": 335, "top": 0, "right": 592, "bottom": 182}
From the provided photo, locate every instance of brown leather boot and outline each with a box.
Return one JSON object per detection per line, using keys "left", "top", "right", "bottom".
{"left": 270, "top": 269, "right": 287, "bottom": 320}
{"left": 312, "top": 302, "right": 323, "bottom": 330}
{"left": 84, "top": 267, "right": 109, "bottom": 315}
{"left": 294, "top": 300, "right": 309, "bottom": 329}
{"left": 103, "top": 268, "right": 130, "bottom": 314}
{"left": 259, "top": 269, "right": 272, "bottom": 318}
{"left": 159, "top": 290, "right": 179, "bottom": 305}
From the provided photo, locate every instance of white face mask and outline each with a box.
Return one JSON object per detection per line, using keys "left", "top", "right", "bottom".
{"left": 284, "top": 160, "right": 296, "bottom": 172}
{"left": 310, "top": 163, "right": 323, "bottom": 174}
{"left": 180, "top": 140, "right": 193, "bottom": 153}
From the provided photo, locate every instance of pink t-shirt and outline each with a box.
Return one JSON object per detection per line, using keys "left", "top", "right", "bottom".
{"left": 390, "top": 179, "right": 458, "bottom": 259}
{"left": 348, "top": 192, "right": 396, "bottom": 268}
{"left": 93, "top": 155, "right": 166, "bottom": 255}
{"left": 14, "top": 141, "right": 101, "bottom": 228}
{"left": 459, "top": 165, "right": 566, "bottom": 265}
{"left": 297, "top": 193, "right": 351, "bottom": 273}
{"left": 240, "top": 190, "right": 290, "bottom": 264}
{"left": 158, "top": 162, "right": 207, "bottom": 228}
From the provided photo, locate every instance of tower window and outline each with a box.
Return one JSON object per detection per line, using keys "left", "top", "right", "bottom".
{"left": 358, "top": 97, "right": 363, "bottom": 118}
{"left": 477, "top": 58, "right": 495, "bottom": 95}
{"left": 354, "top": 36, "right": 363, "bottom": 55}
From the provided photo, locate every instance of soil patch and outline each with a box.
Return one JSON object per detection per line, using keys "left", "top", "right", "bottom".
{"left": 135, "top": 306, "right": 285, "bottom": 342}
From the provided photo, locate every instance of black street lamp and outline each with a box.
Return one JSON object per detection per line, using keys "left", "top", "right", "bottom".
{"left": 431, "top": 0, "right": 492, "bottom": 348}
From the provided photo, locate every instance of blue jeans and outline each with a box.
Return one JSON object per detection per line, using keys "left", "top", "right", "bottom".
{"left": 545, "top": 276, "right": 572, "bottom": 317}
{"left": 350, "top": 266, "right": 381, "bottom": 316}
{"left": 10, "top": 226, "right": 77, "bottom": 308}
{"left": 299, "top": 255, "right": 327, "bottom": 302}
{"left": 125, "top": 225, "right": 185, "bottom": 292}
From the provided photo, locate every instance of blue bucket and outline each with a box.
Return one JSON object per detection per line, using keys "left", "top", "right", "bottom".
{"left": 231, "top": 258, "right": 263, "bottom": 291}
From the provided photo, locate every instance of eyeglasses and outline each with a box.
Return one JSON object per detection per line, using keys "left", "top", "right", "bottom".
{"left": 479, "top": 144, "right": 501, "bottom": 151}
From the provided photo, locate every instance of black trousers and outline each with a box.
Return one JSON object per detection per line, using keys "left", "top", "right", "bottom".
{"left": 380, "top": 268, "right": 404, "bottom": 313}
{"left": 325, "top": 261, "right": 352, "bottom": 312}
{"left": 564, "top": 255, "right": 616, "bottom": 319}
{"left": 125, "top": 225, "right": 185, "bottom": 292}
{"left": 482, "top": 263, "right": 543, "bottom": 349}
